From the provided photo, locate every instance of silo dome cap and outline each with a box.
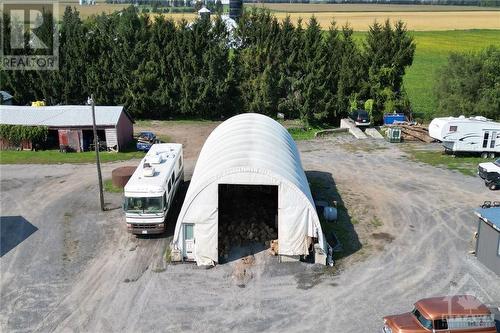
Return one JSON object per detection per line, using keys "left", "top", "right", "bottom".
{"left": 198, "top": 6, "right": 211, "bottom": 13}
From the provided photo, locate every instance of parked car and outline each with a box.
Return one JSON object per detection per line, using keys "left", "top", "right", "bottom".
{"left": 478, "top": 158, "right": 500, "bottom": 179}
{"left": 349, "top": 109, "right": 370, "bottom": 127}
{"left": 382, "top": 295, "right": 496, "bottom": 333}
{"left": 136, "top": 131, "right": 158, "bottom": 152}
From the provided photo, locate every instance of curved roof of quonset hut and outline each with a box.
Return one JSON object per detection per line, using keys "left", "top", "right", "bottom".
{"left": 172, "top": 113, "right": 324, "bottom": 266}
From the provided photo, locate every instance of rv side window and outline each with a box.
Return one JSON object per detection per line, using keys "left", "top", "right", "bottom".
{"left": 167, "top": 180, "right": 171, "bottom": 193}
{"left": 178, "top": 156, "right": 182, "bottom": 169}
{"left": 449, "top": 125, "right": 457, "bottom": 132}
{"left": 490, "top": 132, "right": 497, "bottom": 149}
{"left": 163, "top": 193, "right": 167, "bottom": 209}
{"left": 483, "top": 132, "right": 489, "bottom": 148}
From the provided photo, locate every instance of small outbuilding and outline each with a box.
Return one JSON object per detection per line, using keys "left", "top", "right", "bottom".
{"left": 172, "top": 113, "right": 325, "bottom": 266}
{"left": 0, "top": 105, "right": 133, "bottom": 152}
{"left": 475, "top": 206, "right": 500, "bottom": 276}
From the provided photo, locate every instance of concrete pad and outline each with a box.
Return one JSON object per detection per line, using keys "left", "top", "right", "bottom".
{"left": 365, "top": 128, "right": 384, "bottom": 139}
{"left": 340, "top": 118, "right": 367, "bottom": 139}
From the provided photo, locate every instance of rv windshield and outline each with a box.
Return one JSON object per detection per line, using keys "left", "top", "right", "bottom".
{"left": 125, "top": 196, "right": 163, "bottom": 213}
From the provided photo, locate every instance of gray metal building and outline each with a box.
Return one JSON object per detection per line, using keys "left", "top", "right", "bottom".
{"left": 475, "top": 207, "right": 500, "bottom": 276}
{"left": 0, "top": 105, "right": 134, "bottom": 152}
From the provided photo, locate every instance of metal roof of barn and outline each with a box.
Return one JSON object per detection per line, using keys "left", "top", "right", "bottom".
{"left": 0, "top": 105, "right": 132, "bottom": 127}
{"left": 475, "top": 207, "right": 500, "bottom": 232}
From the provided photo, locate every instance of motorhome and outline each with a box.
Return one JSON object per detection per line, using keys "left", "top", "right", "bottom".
{"left": 429, "top": 116, "right": 500, "bottom": 157}
{"left": 123, "top": 143, "right": 183, "bottom": 234}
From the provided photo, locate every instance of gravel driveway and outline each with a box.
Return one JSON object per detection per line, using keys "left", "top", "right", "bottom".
{"left": 1, "top": 135, "right": 499, "bottom": 333}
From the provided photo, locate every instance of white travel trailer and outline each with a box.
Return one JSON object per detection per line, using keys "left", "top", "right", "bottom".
{"left": 429, "top": 116, "right": 500, "bottom": 157}
{"left": 124, "top": 143, "right": 183, "bottom": 234}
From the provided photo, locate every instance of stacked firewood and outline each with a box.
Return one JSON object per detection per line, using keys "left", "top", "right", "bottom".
{"left": 269, "top": 240, "right": 279, "bottom": 256}
{"left": 218, "top": 219, "right": 278, "bottom": 259}
{"left": 399, "top": 124, "right": 434, "bottom": 143}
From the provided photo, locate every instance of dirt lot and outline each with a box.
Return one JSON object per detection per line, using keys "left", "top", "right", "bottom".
{"left": 1, "top": 127, "right": 499, "bottom": 332}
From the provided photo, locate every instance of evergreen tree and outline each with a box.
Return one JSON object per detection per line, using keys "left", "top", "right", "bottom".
{"left": 336, "top": 25, "right": 364, "bottom": 122}
{"left": 364, "top": 20, "right": 415, "bottom": 122}
{"left": 298, "top": 16, "right": 327, "bottom": 125}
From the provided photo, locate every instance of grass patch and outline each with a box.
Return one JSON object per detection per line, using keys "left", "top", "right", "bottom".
{"left": 288, "top": 126, "right": 326, "bottom": 141}
{"left": 0, "top": 150, "right": 144, "bottom": 165}
{"left": 404, "top": 148, "right": 484, "bottom": 176}
{"left": 104, "top": 179, "right": 123, "bottom": 193}
{"left": 404, "top": 30, "right": 500, "bottom": 120}
{"left": 157, "top": 135, "right": 171, "bottom": 143}
{"left": 164, "top": 246, "right": 172, "bottom": 263}
{"left": 371, "top": 216, "right": 383, "bottom": 228}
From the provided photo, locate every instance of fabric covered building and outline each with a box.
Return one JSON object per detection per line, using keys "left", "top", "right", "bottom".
{"left": 0, "top": 105, "right": 133, "bottom": 152}
{"left": 172, "top": 113, "right": 325, "bottom": 266}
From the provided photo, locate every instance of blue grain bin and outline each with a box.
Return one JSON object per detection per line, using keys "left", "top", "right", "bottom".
{"left": 384, "top": 113, "right": 406, "bottom": 125}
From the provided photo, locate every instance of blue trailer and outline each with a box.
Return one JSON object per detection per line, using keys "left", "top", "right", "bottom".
{"left": 383, "top": 113, "right": 406, "bottom": 125}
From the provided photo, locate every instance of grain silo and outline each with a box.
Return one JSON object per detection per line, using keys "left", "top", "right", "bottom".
{"left": 229, "top": 0, "right": 242, "bottom": 21}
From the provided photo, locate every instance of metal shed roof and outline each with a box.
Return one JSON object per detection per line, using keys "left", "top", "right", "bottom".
{"left": 475, "top": 207, "right": 500, "bottom": 232}
{"left": 0, "top": 105, "right": 130, "bottom": 127}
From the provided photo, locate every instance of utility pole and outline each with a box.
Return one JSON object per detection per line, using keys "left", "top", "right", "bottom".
{"left": 89, "top": 94, "right": 105, "bottom": 211}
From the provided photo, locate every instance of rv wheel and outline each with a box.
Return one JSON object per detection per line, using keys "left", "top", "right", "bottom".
{"left": 481, "top": 152, "right": 488, "bottom": 159}
{"left": 488, "top": 152, "right": 495, "bottom": 159}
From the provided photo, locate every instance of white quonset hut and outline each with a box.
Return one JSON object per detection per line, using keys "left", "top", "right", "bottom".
{"left": 172, "top": 113, "right": 325, "bottom": 266}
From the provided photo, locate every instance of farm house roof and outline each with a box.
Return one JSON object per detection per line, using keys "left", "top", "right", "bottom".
{"left": 172, "top": 113, "right": 325, "bottom": 266}
{"left": 0, "top": 105, "right": 133, "bottom": 128}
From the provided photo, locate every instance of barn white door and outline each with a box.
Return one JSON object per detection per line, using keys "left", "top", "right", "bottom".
{"left": 183, "top": 224, "right": 195, "bottom": 261}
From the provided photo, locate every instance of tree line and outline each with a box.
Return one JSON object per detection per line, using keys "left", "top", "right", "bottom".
{"left": 1, "top": 7, "right": 416, "bottom": 125}
{"left": 436, "top": 46, "right": 500, "bottom": 121}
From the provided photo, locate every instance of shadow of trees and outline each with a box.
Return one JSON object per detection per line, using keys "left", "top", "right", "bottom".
{"left": 306, "top": 170, "right": 362, "bottom": 260}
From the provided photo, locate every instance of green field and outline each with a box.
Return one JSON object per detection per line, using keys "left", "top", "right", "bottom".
{"left": 353, "top": 30, "right": 500, "bottom": 121}
{"left": 404, "top": 30, "right": 500, "bottom": 120}
{"left": 0, "top": 150, "right": 144, "bottom": 164}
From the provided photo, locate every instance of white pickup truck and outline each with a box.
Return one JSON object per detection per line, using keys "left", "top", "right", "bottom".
{"left": 478, "top": 158, "right": 500, "bottom": 178}
{"left": 478, "top": 158, "right": 500, "bottom": 190}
